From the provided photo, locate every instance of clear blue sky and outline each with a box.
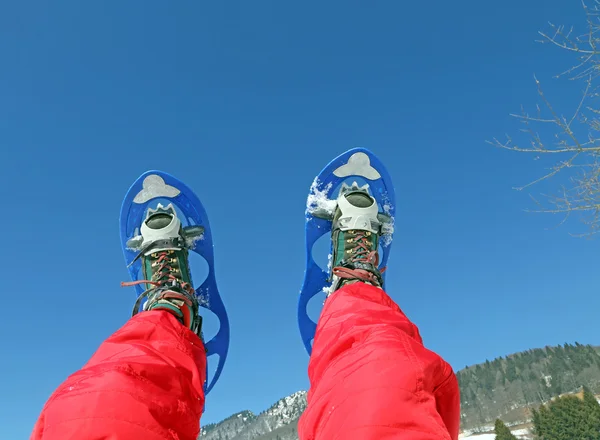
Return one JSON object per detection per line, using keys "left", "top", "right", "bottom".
{"left": 1, "top": 1, "right": 599, "bottom": 438}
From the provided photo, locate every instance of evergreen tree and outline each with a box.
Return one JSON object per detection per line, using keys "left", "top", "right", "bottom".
{"left": 533, "top": 404, "right": 552, "bottom": 439}
{"left": 532, "top": 391, "right": 600, "bottom": 440}
{"left": 531, "top": 408, "right": 542, "bottom": 438}
{"left": 494, "top": 419, "right": 517, "bottom": 440}
{"left": 583, "top": 386, "right": 600, "bottom": 435}
{"left": 505, "top": 359, "right": 518, "bottom": 382}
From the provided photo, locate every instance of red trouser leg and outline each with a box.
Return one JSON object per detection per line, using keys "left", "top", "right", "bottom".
{"left": 299, "top": 283, "right": 460, "bottom": 440}
{"left": 31, "top": 311, "right": 206, "bottom": 440}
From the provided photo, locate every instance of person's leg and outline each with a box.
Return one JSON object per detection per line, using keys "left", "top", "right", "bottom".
{"left": 32, "top": 311, "right": 206, "bottom": 440}
{"left": 299, "top": 189, "right": 460, "bottom": 440}
{"left": 299, "top": 283, "right": 459, "bottom": 440}
{"left": 32, "top": 205, "right": 207, "bottom": 440}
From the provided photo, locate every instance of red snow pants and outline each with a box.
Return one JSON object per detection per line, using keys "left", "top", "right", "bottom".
{"left": 32, "top": 283, "right": 459, "bottom": 440}
{"left": 31, "top": 311, "right": 207, "bottom": 440}
{"left": 299, "top": 283, "right": 460, "bottom": 440}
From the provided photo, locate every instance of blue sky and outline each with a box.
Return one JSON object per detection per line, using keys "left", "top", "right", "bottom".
{"left": 2, "top": 0, "right": 599, "bottom": 437}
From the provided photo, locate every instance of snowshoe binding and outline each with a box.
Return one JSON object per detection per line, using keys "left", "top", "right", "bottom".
{"left": 123, "top": 204, "right": 204, "bottom": 338}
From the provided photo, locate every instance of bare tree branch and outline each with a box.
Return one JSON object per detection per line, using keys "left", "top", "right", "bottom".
{"left": 489, "top": 0, "right": 600, "bottom": 235}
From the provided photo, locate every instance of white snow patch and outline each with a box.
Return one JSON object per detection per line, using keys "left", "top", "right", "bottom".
{"left": 458, "top": 427, "right": 531, "bottom": 440}
{"left": 262, "top": 391, "right": 307, "bottom": 431}
{"left": 322, "top": 283, "right": 334, "bottom": 297}
{"left": 306, "top": 179, "right": 337, "bottom": 216}
{"left": 459, "top": 434, "right": 496, "bottom": 440}
{"left": 380, "top": 202, "right": 395, "bottom": 247}
{"left": 543, "top": 375, "right": 552, "bottom": 387}
{"left": 197, "top": 288, "right": 210, "bottom": 308}
{"left": 185, "top": 233, "right": 204, "bottom": 249}
{"left": 460, "top": 425, "right": 494, "bottom": 437}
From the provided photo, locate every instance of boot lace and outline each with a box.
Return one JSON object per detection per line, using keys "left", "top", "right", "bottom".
{"left": 332, "top": 231, "right": 386, "bottom": 285}
{"left": 122, "top": 250, "right": 196, "bottom": 315}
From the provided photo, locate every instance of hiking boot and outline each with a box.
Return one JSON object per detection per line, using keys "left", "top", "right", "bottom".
{"left": 329, "top": 184, "right": 384, "bottom": 293}
{"left": 123, "top": 203, "right": 203, "bottom": 337}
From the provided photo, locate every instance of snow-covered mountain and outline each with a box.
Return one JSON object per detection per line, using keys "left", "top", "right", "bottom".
{"left": 198, "top": 394, "right": 535, "bottom": 440}
{"left": 200, "top": 392, "right": 307, "bottom": 440}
